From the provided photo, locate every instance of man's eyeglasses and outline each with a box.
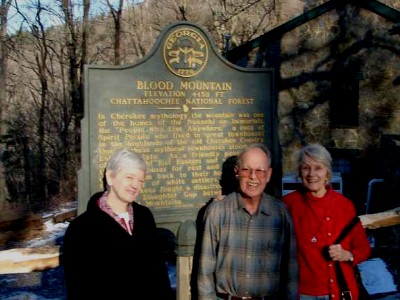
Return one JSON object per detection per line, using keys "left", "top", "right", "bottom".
{"left": 239, "top": 167, "right": 268, "bottom": 178}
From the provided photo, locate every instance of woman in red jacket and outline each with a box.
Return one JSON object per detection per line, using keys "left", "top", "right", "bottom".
{"left": 282, "top": 143, "right": 371, "bottom": 300}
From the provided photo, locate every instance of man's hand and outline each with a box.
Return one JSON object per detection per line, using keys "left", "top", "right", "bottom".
{"left": 213, "top": 195, "right": 225, "bottom": 202}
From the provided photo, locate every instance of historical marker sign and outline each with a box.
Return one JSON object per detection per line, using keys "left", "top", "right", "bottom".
{"left": 79, "top": 21, "right": 276, "bottom": 232}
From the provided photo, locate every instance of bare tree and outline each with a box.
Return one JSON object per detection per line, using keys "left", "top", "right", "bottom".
{"left": 0, "top": 0, "right": 13, "bottom": 208}
{"left": 205, "top": 0, "right": 277, "bottom": 49}
{"left": 105, "top": 0, "right": 123, "bottom": 65}
{"left": 61, "top": 0, "right": 88, "bottom": 159}
{"left": 119, "top": 1, "right": 159, "bottom": 62}
{"left": 8, "top": 0, "right": 69, "bottom": 208}
{"left": 30, "top": 2, "right": 50, "bottom": 202}
{"left": 147, "top": 0, "right": 276, "bottom": 52}
{"left": 81, "top": 0, "right": 90, "bottom": 102}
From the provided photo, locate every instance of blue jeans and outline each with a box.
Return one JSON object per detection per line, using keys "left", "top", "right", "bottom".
{"left": 300, "top": 295, "right": 330, "bottom": 300}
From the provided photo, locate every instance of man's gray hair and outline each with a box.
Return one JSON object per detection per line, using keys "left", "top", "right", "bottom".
{"left": 236, "top": 143, "right": 272, "bottom": 167}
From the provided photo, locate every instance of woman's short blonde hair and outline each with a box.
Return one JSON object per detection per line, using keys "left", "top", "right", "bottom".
{"left": 294, "top": 143, "right": 332, "bottom": 183}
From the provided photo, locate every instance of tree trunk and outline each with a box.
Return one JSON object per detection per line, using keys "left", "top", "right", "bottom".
{"left": 107, "top": 0, "right": 124, "bottom": 65}
{"left": 0, "top": 0, "right": 12, "bottom": 209}
{"left": 62, "top": 0, "right": 83, "bottom": 160}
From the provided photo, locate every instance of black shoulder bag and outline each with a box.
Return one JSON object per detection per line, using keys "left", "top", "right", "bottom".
{"left": 333, "top": 216, "right": 371, "bottom": 300}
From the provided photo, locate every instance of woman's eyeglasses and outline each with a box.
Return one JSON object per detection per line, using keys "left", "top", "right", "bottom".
{"left": 239, "top": 167, "right": 268, "bottom": 178}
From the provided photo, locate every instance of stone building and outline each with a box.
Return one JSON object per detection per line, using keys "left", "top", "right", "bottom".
{"left": 227, "top": 0, "right": 400, "bottom": 214}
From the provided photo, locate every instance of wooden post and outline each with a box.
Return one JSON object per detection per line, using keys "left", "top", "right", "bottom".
{"left": 177, "top": 256, "right": 193, "bottom": 300}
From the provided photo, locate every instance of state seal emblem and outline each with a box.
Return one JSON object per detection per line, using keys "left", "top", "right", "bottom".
{"left": 163, "top": 27, "right": 208, "bottom": 78}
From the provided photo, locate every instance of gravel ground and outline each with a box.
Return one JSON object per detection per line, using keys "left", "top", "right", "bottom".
{"left": 0, "top": 266, "right": 66, "bottom": 300}
{"left": 0, "top": 263, "right": 177, "bottom": 300}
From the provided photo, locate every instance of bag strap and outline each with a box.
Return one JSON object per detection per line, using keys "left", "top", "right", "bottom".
{"left": 334, "top": 216, "right": 360, "bottom": 244}
{"left": 334, "top": 216, "right": 360, "bottom": 299}
{"left": 335, "top": 261, "right": 350, "bottom": 292}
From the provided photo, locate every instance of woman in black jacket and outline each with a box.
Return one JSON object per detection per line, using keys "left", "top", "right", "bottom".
{"left": 62, "top": 149, "right": 173, "bottom": 300}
